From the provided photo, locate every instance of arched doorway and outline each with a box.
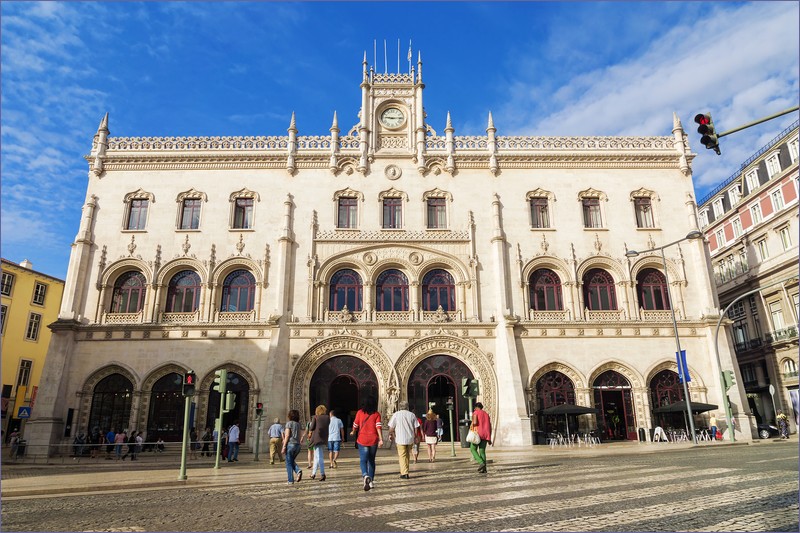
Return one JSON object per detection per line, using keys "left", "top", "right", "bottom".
{"left": 205, "top": 371, "right": 250, "bottom": 441}
{"left": 309, "top": 356, "right": 378, "bottom": 439}
{"left": 593, "top": 370, "right": 636, "bottom": 440}
{"left": 88, "top": 373, "right": 133, "bottom": 434}
{"left": 536, "top": 370, "right": 577, "bottom": 435}
{"left": 650, "top": 369, "right": 685, "bottom": 430}
{"left": 407, "top": 355, "right": 473, "bottom": 442}
{"left": 147, "top": 372, "right": 184, "bottom": 441}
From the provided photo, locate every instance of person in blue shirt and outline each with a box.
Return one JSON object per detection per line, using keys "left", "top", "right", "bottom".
{"left": 268, "top": 418, "right": 284, "bottom": 464}
{"left": 327, "top": 409, "right": 345, "bottom": 468}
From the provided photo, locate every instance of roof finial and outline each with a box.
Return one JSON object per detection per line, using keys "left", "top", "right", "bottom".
{"left": 673, "top": 111, "right": 683, "bottom": 130}
{"left": 445, "top": 111, "right": 453, "bottom": 131}
{"left": 487, "top": 111, "right": 495, "bottom": 131}
{"left": 98, "top": 112, "right": 109, "bottom": 133}
{"left": 330, "top": 111, "right": 339, "bottom": 131}
{"left": 288, "top": 111, "right": 297, "bottom": 132}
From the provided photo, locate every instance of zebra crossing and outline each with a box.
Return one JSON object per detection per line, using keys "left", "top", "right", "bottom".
{"left": 208, "top": 453, "right": 798, "bottom": 532}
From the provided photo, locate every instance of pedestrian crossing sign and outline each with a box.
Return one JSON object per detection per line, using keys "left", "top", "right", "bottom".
{"left": 17, "top": 406, "right": 31, "bottom": 418}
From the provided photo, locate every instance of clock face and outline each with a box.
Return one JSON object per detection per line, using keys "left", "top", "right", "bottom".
{"left": 380, "top": 108, "right": 405, "bottom": 128}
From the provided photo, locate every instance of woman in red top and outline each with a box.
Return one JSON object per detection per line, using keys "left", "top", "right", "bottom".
{"left": 350, "top": 396, "right": 383, "bottom": 491}
{"left": 470, "top": 402, "right": 492, "bottom": 474}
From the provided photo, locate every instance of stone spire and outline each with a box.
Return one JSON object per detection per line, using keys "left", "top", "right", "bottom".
{"left": 416, "top": 51, "right": 423, "bottom": 83}
{"left": 487, "top": 112, "right": 498, "bottom": 175}
{"left": 287, "top": 112, "right": 297, "bottom": 174}
{"left": 91, "top": 113, "right": 109, "bottom": 177}
{"left": 672, "top": 112, "right": 690, "bottom": 176}
{"left": 329, "top": 111, "right": 339, "bottom": 172}
{"left": 445, "top": 112, "right": 455, "bottom": 174}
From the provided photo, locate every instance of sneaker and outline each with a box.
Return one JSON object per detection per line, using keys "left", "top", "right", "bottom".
{"left": 287, "top": 481, "right": 294, "bottom": 486}
{"left": 400, "top": 474, "right": 409, "bottom": 479}
{"left": 369, "top": 479, "right": 375, "bottom": 489}
{"left": 296, "top": 470, "right": 303, "bottom": 482}
{"left": 333, "top": 460, "right": 337, "bottom": 469}
{"left": 363, "top": 476, "right": 371, "bottom": 491}
{"left": 477, "top": 464, "right": 487, "bottom": 473}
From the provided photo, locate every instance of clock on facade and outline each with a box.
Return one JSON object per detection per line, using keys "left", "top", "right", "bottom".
{"left": 380, "top": 108, "right": 405, "bottom": 128}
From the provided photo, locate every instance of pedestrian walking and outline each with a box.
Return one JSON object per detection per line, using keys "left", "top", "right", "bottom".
{"left": 301, "top": 420, "right": 315, "bottom": 469}
{"left": 412, "top": 416, "right": 424, "bottom": 464}
{"left": 73, "top": 432, "right": 86, "bottom": 458}
{"left": 351, "top": 396, "right": 383, "bottom": 491}
{"left": 309, "top": 405, "right": 330, "bottom": 481}
{"left": 470, "top": 402, "right": 492, "bottom": 473}
{"left": 89, "top": 427, "right": 102, "bottom": 458}
{"left": 115, "top": 430, "right": 127, "bottom": 460}
{"left": 122, "top": 430, "right": 137, "bottom": 460}
{"left": 135, "top": 431, "right": 143, "bottom": 457}
{"left": 8, "top": 430, "right": 20, "bottom": 459}
{"left": 387, "top": 401, "right": 420, "bottom": 479}
{"left": 268, "top": 418, "right": 284, "bottom": 464}
{"left": 105, "top": 428, "right": 116, "bottom": 459}
{"left": 436, "top": 413, "right": 444, "bottom": 442}
{"left": 777, "top": 410, "right": 790, "bottom": 439}
{"left": 423, "top": 410, "right": 439, "bottom": 462}
{"left": 281, "top": 409, "right": 303, "bottom": 485}
{"left": 227, "top": 421, "right": 240, "bottom": 462}
{"left": 201, "top": 427, "right": 212, "bottom": 457}
{"left": 221, "top": 427, "right": 229, "bottom": 459}
{"left": 190, "top": 427, "right": 198, "bottom": 459}
{"left": 327, "top": 409, "right": 344, "bottom": 469}
{"left": 709, "top": 413, "right": 717, "bottom": 440}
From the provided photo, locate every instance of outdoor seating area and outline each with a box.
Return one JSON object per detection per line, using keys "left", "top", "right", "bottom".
{"left": 547, "top": 431, "right": 601, "bottom": 448}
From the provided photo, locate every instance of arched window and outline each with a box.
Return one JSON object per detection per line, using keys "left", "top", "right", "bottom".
{"left": 637, "top": 268, "right": 670, "bottom": 310}
{"left": 583, "top": 268, "right": 617, "bottom": 310}
{"left": 329, "top": 269, "right": 363, "bottom": 311}
{"left": 422, "top": 269, "right": 455, "bottom": 311}
{"left": 88, "top": 373, "right": 133, "bottom": 433}
{"left": 111, "top": 271, "right": 146, "bottom": 313}
{"left": 783, "top": 358, "right": 798, "bottom": 376}
{"left": 220, "top": 270, "right": 256, "bottom": 312}
{"left": 375, "top": 269, "right": 409, "bottom": 312}
{"left": 530, "top": 269, "right": 563, "bottom": 311}
{"left": 536, "top": 371, "right": 576, "bottom": 410}
{"left": 166, "top": 270, "right": 201, "bottom": 312}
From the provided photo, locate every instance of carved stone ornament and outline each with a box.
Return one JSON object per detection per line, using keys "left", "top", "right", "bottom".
{"left": 433, "top": 305, "right": 449, "bottom": 323}
{"left": 338, "top": 305, "right": 353, "bottom": 323}
{"left": 127, "top": 235, "right": 137, "bottom": 257}
{"left": 182, "top": 235, "right": 191, "bottom": 256}
{"left": 363, "top": 252, "right": 377, "bottom": 266}
{"left": 408, "top": 251, "right": 423, "bottom": 265}
{"left": 384, "top": 164, "right": 402, "bottom": 180}
{"left": 236, "top": 234, "right": 245, "bottom": 255}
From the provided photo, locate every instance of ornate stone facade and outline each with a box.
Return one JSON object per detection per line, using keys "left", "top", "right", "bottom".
{"left": 25, "top": 54, "right": 751, "bottom": 456}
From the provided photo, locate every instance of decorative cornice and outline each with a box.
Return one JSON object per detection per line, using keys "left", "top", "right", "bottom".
{"left": 315, "top": 230, "right": 470, "bottom": 241}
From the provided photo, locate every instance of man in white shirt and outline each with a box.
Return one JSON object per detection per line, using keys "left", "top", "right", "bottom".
{"left": 327, "top": 409, "right": 345, "bottom": 469}
{"left": 387, "top": 401, "right": 421, "bottom": 479}
{"left": 268, "top": 418, "right": 284, "bottom": 464}
{"left": 227, "top": 421, "right": 240, "bottom": 462}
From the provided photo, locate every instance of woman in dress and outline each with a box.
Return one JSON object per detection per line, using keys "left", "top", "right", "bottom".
{"left": 351, "top": 396, "right": 383, "bottom": 491}
{"left": 423, "top": 410, "right": 439, "bottom": 463}
{"left": 309, "top": 405, "right": 330, "bottom": 481}
{"left": 281, "top": 409, "right": 303, "bottom": 485}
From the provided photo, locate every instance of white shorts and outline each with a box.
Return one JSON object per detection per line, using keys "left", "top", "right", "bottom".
{"left": 425, "top": 436, "right": 438, "bottom": 445}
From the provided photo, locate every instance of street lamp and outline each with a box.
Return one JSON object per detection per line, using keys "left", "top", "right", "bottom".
{"left": 626, "top": 230, "right": 703, "bottom": 444}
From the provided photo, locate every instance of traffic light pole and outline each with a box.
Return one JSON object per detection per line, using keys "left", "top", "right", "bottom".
{"left": 178, "top": 395, "right": 191, "bottom": 480}
{"left": 717, "top": 106, "right": 799, "bottom": 138}
{"left": 713, "top": 275, "right": 797, "bottom": 442}
{"left": 213, "top": 370, "right": 227, "bottom": 470}
{"left": 253, "top": 414, "right": 262, "bottom": 462}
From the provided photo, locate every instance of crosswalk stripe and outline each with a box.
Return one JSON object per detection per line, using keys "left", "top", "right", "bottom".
{"left": 500, "top": 482, "right": 798, "bottom": 532}
{"left": 386, "top": 472, "right": 777, "bottom": 531}
{"left": 686, "top": 503, "right": 799, "bottom": 532}
{"left": 346, "top": 467, "right": 730, "bottom": 518}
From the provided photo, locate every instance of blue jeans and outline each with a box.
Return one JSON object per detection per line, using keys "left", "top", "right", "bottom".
{"left": 285, "top": 443, "right": 301, "bottom": 482}
{"left": 228, "top": 441, "right": 239, "bottom": 461}
{"left": 358, "top": 443, "right": 378, "bottom": 479}
{"left": 313, "top": 445, "right": 326, "bottom": 476}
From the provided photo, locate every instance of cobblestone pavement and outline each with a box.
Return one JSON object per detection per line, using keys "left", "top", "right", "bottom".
{"left": 1, "top": 441, "right": 797, "bottom": 532}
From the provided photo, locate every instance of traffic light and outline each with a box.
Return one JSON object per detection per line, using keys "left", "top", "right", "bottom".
{"left": 461, "top": 377, "right": 469, "bottom": 396}
{"left": 224, "top": 391, "right": 236, "bottom": 412}
{"left": 694, "top": 113, "right": 721, "bottom": 155}
{"left": 722, "top": 370, "right": 736, "bottom": 391}
{"left": 182, "top": 371, "right": 196, "bottom": 397}
{"left": 255, "top": 402, "right": 263, "bottom": 417}
{"left": 212, "top": 369, "right": 227, "bottom": 393}
{"left": 468, "top": 379, "right": 480, "bottom": 397}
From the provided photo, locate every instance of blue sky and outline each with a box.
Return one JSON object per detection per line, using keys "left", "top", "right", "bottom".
{"left": 1, "top": 1, "right": 798, "bottom": 280}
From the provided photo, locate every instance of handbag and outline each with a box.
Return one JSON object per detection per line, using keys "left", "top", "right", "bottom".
{"left": 466, "top": 429, "right": 481, "bottom": 445}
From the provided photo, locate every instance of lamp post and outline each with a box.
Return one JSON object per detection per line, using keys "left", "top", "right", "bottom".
{"left": 626, "top": 230, "right": 703, "bottom": 444}
{"left": 446, "top": 396, "right": 456, "bottom": 457}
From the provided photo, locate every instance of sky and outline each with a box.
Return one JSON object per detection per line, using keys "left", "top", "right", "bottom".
{"left": 1, "top": 1, "right": 798, "bottom": 280}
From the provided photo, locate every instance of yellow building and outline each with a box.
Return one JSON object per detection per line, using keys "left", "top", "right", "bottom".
{"left": 1, "top": 258, "right": 64, "bottom": 439}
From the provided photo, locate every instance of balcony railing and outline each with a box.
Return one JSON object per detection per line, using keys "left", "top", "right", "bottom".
{"left": 374, "top": 310, "right": 415, "bottom": 323}
{"left": 783, "top": 371, "right": 799, "bottom": 379}
{"left": 101, "top": 311, "right": 144, "bottom": 324}
{"left": 765, "top": 326, "right": 798, "bottom": 343}
{"left": 734, "top": 337, "right": 765, "bottom": 353}
{"left": 159, "top": 311, "right": 200, "bottom": 324}
{"left": 215, "top": 310, "right": 256, "bottom": 323}
{"left": 528, "top": 309, "right": 571, "bottom": 322}
{"left": 584, "top": 309, "right": 626, "bottom": 322}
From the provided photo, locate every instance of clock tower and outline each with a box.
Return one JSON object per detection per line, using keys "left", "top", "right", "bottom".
{"left": 356, "top": 51, "right": 426, "bottom": 172}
